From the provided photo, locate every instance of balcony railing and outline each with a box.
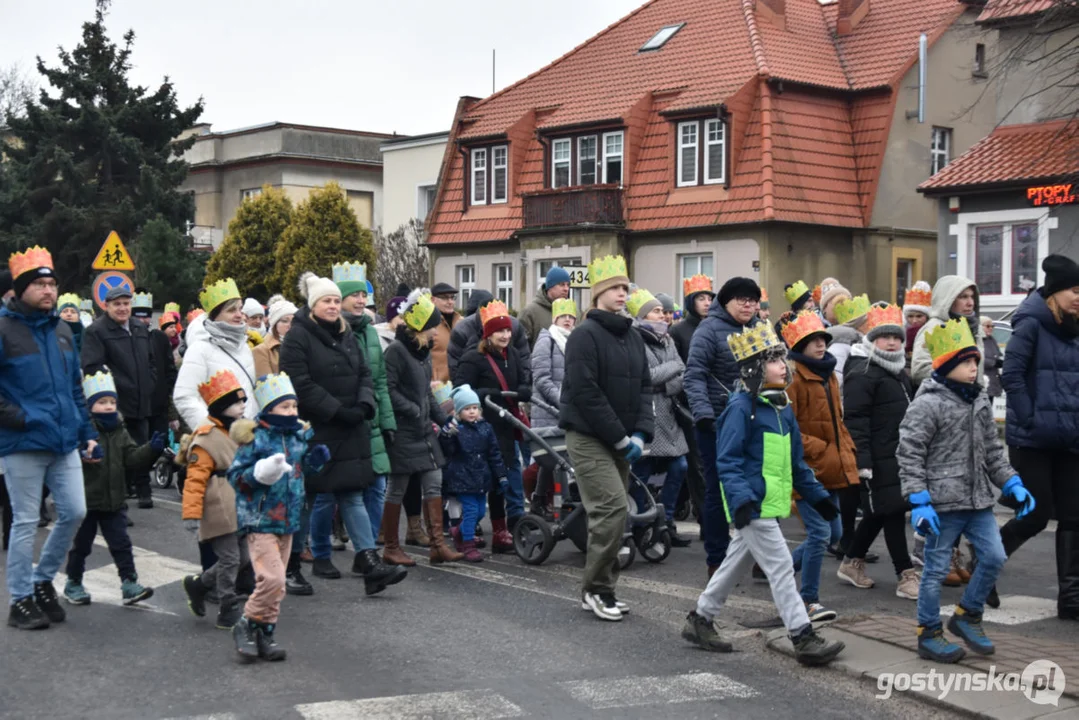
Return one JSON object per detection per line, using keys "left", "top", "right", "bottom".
{"left": 522, "top": 185, "right": 624, "bottom": 230}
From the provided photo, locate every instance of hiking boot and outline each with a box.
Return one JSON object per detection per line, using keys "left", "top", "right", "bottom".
{"left": 7, "top": 595, "right": 49, "bottom": 630}
{"left": 460, "top": 539, "right": 484, "bottom": 563}
{"left": 952, "top": 548, "right": 971, "bottom": 584}
{"left": 490, "top": 517, "right": 514, "bottom": 554}
{"left": 582, "top": 591, "right": 622, "bottom": 622}
{"left": 137, "top": 496, "right": 154, "bottom": 509}
{"left": 896, "top": 568, "right": 920, "bottom": 600}
{"left": 837, "top": 558, "right": 874, "bottom": 588}
{"left": 791, "top": 626, "right": 844, "bottom": 666}
{"left": 353, "top": 549, "right": 408, "bottom": 596}
{"left": 216, "top": 601, "right": 243, "bottom": 630}
{"left": 911, "top": 533, "right": 926, "bottom": 568}
{"left": 121, "top": 577, "right": 154, "bottom": 606}
{"left": 311, "top": 557, "right": 342, "bottom": 579}
{"left": 681, "top": 610, "right": 732, "bottom": 652}
{"left": 232, "top": 616, "right": 258, "bottom": 662}
{"left": 63, "top": 579, "right": 91, "bottom": 606}
{"left": 917, "top": 624, "right": 966, "bottom": 663}
{"left": 947, "top": 605, "right": 995, "bottom": 655}
{"left": 667, "top": 520, "right": 691, "bottom": 548}
{"left": 285, "top": 555, "right": 314, "bottom": 596}
{"left": 806, "top": 603, "right": 837, "bottom": 623}
{"left": 405, "top": 515, "right": 431, "bottom": 547}
{"left": 182, "top": 575, "right": 208, "bottom": 617}
{"left": 33, "top": 581, "right": 65, "bottom": 623}
{"left": 986, "top": 585, "right": 1000, "bottom": 609}
{"left": 255, "top": 622, "right": 287, "bottom": 661}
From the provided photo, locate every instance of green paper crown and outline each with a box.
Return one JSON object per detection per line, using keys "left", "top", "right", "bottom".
{"left": 785, "top": 280, "right": 810, "bottom": 306}
{"left": 588, "top": 255, "right": 628, "bottom": 288}
{"left": 925, "top": 318, "right": 977, "bottom": 363}
{"left": 551, "top": 298, "right": 577, "bottom": 320}
{"left": 58, "top": 293, "right": 81, "bottom": 311}
{"left": 627, "top": 288, "right": 657, "bottom": 318}
{"left": 403, "top": 291, "right": 436, "bottom": 332}
{"left": 834, "top": 294, "right": 871, "bottom": 325}
{"left": 164, "top": 302, "right": 181, "bottom": 315}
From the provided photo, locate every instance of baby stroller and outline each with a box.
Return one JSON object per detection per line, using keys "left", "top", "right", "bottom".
{"left": 484, "top": 393, "right": 671, "bottom": 567}
{"left": 151, "top": 428, "right": 182, "bottom": 497}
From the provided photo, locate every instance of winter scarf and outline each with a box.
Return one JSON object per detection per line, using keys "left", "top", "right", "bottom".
{"left": 261, "top": 413, "right": 302, "bottom": 432}
{"left": 92, "top": 412, "right": 120, "bottom": 431}
{"left": 788, "top": 350, "right": 837, "bottom": 380}
{"left": 204, "top": 319, "right": 248, "bottom": 351}
{"left": 933, "top": 372, "right": 983, "bottom": 404}
{"left": 547, "top": 323, "right": 572, "bottom": 354}
{"left": 640, "top": 319, "right": 669, "bottom": 337}
{"left": 857, "top": 337, "right": 905, "bottom": 376}
{"left": 905, "top": 325, "right": 920, "bottom": 355}
{"left": 168, "top": 333, "right": 180, "bottom": 350}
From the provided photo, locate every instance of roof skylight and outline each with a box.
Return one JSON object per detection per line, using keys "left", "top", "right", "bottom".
{"left": 640, "top": 23, "right": 684, "bottom": 52}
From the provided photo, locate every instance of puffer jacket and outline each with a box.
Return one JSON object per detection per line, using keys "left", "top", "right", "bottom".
{"left": 898, "top": 376, "right": 1015, "bottom": 512}
{"left": 1003, "top": 289, "right": 1079, "bottom": 451}
{"left": 173, "top": 317, "right": 258, "bottom": 430}
{"left": 684, "top": 300, "right": 760, "bottom": 422}
{"left": 456, "top": 345, "right": 528, "bottom": 467}
{"left": 670, "top": 291, "right": 707, "bottom": 364}
{"left": 346, "top": 311, "right": 397, "bottom": 476}
{"left": 911, "top": 275, "right": 984, "bottom": 387}
{"left": 82, "top": 417, "right": 160, "bottom": 512}
{"left": 518, "top": 286, "right": 554, "bottom": 348}
{"left": 447, "top": 290, "right": 532, "bottom": 383}
{"left": 438, "top": 419, "right": 508, "bottom": 495}
{"left": 786, "top": 354, "right": 858, "bottom": 492}
{"left": 383, "top": 326, "right": 448, "bottom": 475}
{"left": 81, "top": 314, "right": 156, "bottom": 420}
{"left": 531, "top": 328, "right": 567, "bottom": 436}
{"left": 634, "top": 321, "right": 688, "bottom": 458}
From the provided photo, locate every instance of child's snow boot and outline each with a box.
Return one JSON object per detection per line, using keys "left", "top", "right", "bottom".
{"left": 255, "top": 622, "right": 287, "bottom": 661}
{"left": 947, "top": 605, "right": 994, "bottom": 655}
{"left": 460, "top": 540, "right": 483, "bottom": 563}
{"left": 232, "top": 617, "right": 258, "bottom": 662}
{"left": 917, "top": 624, "right": 966, "bottom": 663}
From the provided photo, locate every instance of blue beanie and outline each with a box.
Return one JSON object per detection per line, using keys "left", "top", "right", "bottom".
{"left": 451, "top": 384, "right": 481, "bottom": 415}
{"left": 545, "top": 266, "right": 571, "bottom": 289}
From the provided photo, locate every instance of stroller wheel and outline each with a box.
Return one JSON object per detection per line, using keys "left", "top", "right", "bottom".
{"left": 641, "top": 529, "right": 672, "bottom": 564}
{"left": 152, "top": 460, "right": 172, "bottom": 489}
{"left": 513, "top": 514, "right": 555, "bottom": 565}
{"left": 618, "top": 540, "right": 636, "bottom": 570}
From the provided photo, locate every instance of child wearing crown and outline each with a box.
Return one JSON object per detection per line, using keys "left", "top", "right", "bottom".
{"left": 682, "top": 322, "right": 844, "bottom": 666}
{"left": 61, "top": 371, "right": 165, "bottom": 607}
{"left": 898, "top": 318, "right": 1035, "bottom": 663}
{"left": 225, "top": 373, "right": 328, "bottom": 662}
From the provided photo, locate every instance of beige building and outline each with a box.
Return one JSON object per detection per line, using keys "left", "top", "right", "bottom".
{"left": 379, "top": 131, "right": 449, "bottom": 233}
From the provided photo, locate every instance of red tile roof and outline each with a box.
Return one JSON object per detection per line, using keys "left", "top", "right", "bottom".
{"left": 427, "top": 0, "right": 971, "bottom": 246}
{"left": 919, "top": 119, "right": 1079, "bottom": 192}
{"left": 977, "top": 0, "right": 1058, "bottom": 23}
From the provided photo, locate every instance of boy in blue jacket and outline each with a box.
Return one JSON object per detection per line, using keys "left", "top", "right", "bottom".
{"left": 226, "top": 373, "right": 328, "bottom": 663}
{"left": 682, "top": 323, "right": 844, "bottom": 666}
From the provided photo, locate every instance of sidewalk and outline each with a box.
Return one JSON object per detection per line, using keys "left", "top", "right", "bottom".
{"left": 767, "top": 614, "right": 1079, "bottom": 719}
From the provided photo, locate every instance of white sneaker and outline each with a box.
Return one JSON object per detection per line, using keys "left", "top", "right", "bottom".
{"left": 582, "top": 592, "right": 623, "bottom": 621}
{"left": 581, "top": 594, "right": 629, "bottom": 614}
{"left": 806, "top": 602, "right": 837, "bottom": 623}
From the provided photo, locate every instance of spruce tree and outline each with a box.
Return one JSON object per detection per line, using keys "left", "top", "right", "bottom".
{"left": 205, "top": 186, "right": 292, "bottom": 299}
{"left": 133, "top": 217, "right": 206, "bottom": 310}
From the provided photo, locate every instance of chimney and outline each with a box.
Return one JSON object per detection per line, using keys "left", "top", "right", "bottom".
{"left": 757, "top": 0, "right": 786, "bottom": 31}
{"left": 837, "top": 0, "right": 869, "bottom": 35}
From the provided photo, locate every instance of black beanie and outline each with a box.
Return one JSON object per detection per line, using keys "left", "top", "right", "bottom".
{"left": 208, "top": 388, "right": 245, "bottom": 420}
{"left": 13, "top": 267, "right": 55, "bottom": 298}
{"left": 1042, "top": 254, "right": 1079, "bottom": 297}
{"left": 935, "top": 345, "right": 981, "bottom": 380}
{"left": 718, "top": 277, "right": 761, "bottom": 307}
{"left": 395, "top": 283, "right": 411, "bottom": 298}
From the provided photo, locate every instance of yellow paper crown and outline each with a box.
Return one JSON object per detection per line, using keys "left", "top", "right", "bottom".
{"left": 834, "top": 294, "right": 871, "bottom": 325}
{"left": 551, "top": 298, "right": 577, "bottom": 320}
{"left": 627, "top": 289, "right": 658, "bottom": 319}
{"left": 133, "top": 292, "right": 153, "bottom": 310}
{"left": 82, "top": 371, "right": 116, "bottom": 401}
{"left": 683, "top": 274, "right": 713, "bottom": 297}
{"left": 781, "top": 311, "right": 827, "bottom": 349}
{"left": 198, "top": 369, "right": 243, "bottom": 407}
{"left": 479, "top": 300, "right": 510, "bottom": 327}
{"left": 863, "top": 304, "right": 905, "bottom": 335}
{"left": 785, "top": 280, "right": 810, "bottom": 306}
{"left": 164, "top": 302, "right": 181, "bottom": 315}
{"left": 199, "top": 278, "right": 241, "bottom": 313}
{"left": 402, "top": 290, "right": 436, "bottom": 332}
{"left": 728, "top": 323, "right": 784, "bottom": 363}
{"left": 588, "top": 255, "right": 628, "bottom": 288}
{"left": 57, "top": 293, "right": 81, "bottom": 310}
{"left": 9, "top": 246, "right": 54, "bottom": 280}
{"left": 254, "top": 373, "right": 296, "bottom": 411}
{"left": 926, "top": 318, "right": 977, "bottom": 366}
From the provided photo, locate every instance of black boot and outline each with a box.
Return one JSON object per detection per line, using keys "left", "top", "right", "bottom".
{"left": 7, "top": 595, "right": 49, "bottom": 630}
{"left": 182, "top": 575, "right": 209, "bottom": 618}
{"left": 1057, "top": 530, "right": 1079, "bottom": 620}
{"left": 312, "top": 557, "right": 342, "bottom": 579}
{"left": 667, "top": 520, "right": 692, "bottom": 548}
{"left": 255, "top": 622, "right": 287, "bottom": 661}
{"left": 33, "top": 581, "right": 65, "bottom": 623}
{"left": 285, "top": 554, "right": 314, "bottom": 596}
{"left": 231, "top": 617, "right": 258, "bottom": 662}
{"left": 352, "top": 549, "right": 407, "bottom": 596}
{"left": 215, "top": 600, "right": 243, "bottom": 630}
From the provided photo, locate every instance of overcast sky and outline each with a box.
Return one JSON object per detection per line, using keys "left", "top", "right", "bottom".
{"left": 1, "top": 0, "right": 644, "bottom": 136}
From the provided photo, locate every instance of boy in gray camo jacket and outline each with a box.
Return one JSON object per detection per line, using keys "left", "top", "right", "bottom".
{"left": 898, "top": 318, "right": 1036, "bottom": 664}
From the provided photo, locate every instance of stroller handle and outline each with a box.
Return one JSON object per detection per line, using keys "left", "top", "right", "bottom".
{"left": 482, "top": 394, "right": 574, "bottom": 475}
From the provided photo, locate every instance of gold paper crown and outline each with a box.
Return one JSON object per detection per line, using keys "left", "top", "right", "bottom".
{"left": 332, "top": 261, "right": 367, "bottom": 284}
{"left": 785, "top": 280, "right": 810, "bottom": 306}
{"left": 82, "top": 371, "right": 116, "bottom": 401}
{"left": 402, "top": 290, "right": 436, "bottom": 332}
{"left": 627, "top": 289, "right": 658, "bottom": 318}
{"left": 904, "top": 285, "right": 932, "bottom": 309}
{"left": 834, "top": 294, "right": 871, "bottom": 325}
{"left": 728, "top": 323, "right": 784, "bottom": 363}
{"left": 781, "top": 311, "right": 827, "bottom": 350}
{"left": 926, "top": 318, "right": 977, "bottom": 365}
{"left": 57, "top": 293, "right": 81, "bottom": 310}
{"left": 551, "top": 298, "right": 577, "bottom": 320}
{"left": 198, "top": 369, "right": 243, "bottom": 407}
{"left": 432, "top": 381, "right": 454, "bottom": 409}
{"left": 479, "top": 300, "right": 510, "bottom": 327}
{"left": 863, "top": 304, "right": 905, "bottom": 335}
{"left": 9, "top": 246, "right": 54, "bottom": 279}
{"left": 199, "top": 278, "right": 241, "bottom": 313}
{"left": 133, "top": 292, "right": 153, "bottom": 310}
{"left": 683, "top": 274, "right": 714, "bottom": 297}
{"left": 588, "top": 255, "right": 628, "bottom": 288}
{"left": 79, "top": 298, "right": 94, "bottom": 311}
{"left": 164, "top": 302, "right": 181, "bottom": 315}
{"left": 254, "top": 373, "right": 296, "bottom": 411}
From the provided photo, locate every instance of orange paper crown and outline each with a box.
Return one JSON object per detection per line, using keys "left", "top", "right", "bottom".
{"left": 863, "top": 303, "right": 905, "bottom": 335}
{"left": 9, "top": 246, "right": 54, "bottom": 279}
{"left": 198, "top": 369, "right": 243, "bottom": 407}
{"left": 479, "top": 300, "right": 510, "bottom": 327}
{"left": 811, "top": 284, "right": 823, "bottom": 305}
{"left": 683, "top": 274, "right": 714, "bottom": 298}
{"left": 760, "top": 288, "right": 769, "bottom": 303}
{"left": 781, "top": 311, "right": 828, "bottom": 350}
{"left": 904, "top": 285, "right": 932, "bottom": 309}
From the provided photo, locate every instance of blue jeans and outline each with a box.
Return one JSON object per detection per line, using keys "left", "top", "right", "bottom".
{"left": 504, "top": 443, "right": 524, "bottom": 520}
{"left": 364, "top": 475, "right": 386, "bottom": 543}
{"left": 631, "top": 455, "right": 688, "bottom": 523}
{"left": 791, "top": 493, "right": 838, "bottom": 604}
{"left": 697, "top": 428, "right": 730, "bottom": 567}
{"left": 458, "top": 493, "right": 487, "bottom": 541}
{"left": 4, "top": 451, "right": 87, "bottom": 603}
{"left": 917, "top": 509, "right": 1007, "bottom": 627}
{"left": 309, "top": 491, "right": 377, "bottom": 559}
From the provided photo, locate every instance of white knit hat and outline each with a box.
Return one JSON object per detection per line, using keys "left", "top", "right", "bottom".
{"left": 241, "top": 297, "right": 264, "bottom": 317}
{"left": 266, "top": 294, "right": 298, "bottom": 334}
{"left": 297, "top": 272, "right": 341, "bottom": 308}
{"left": 819, "top": 280, "right": 851, "bottom": 320}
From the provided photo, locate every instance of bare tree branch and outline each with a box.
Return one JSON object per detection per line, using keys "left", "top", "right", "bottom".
{"left": 372, "top": 219, "right": 430, "bottom": 310}
{"left": 0, "top": 64, "right": 37, "bottom": 125}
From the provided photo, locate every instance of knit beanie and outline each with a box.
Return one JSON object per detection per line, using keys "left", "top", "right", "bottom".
{"left": 655, "top": 292, "right": 676, "bottom": 313}
{"left": 451, "top": 384, "right": 481, "bottom": 414}
{"left": 208, "top": 388, "right": 245, "bottom": 419}
{"left": 545, "top": 266, "right": 571, "bottom": 289}
{"left": 386, "top": 296, "right": 407, "bottom": 323}
{"left": 482, "top": 312, "right": 513, "bottom": 338}
{"left": 718, "top": 277, "right": 761, "bottom": 307}
{"left": 266, "top": 294, "right": 298, "bottom": 334}
{"left": 819, "top": 281, "right": 851, "bottom": 321}
{"left": 242, "top": 298, "right": 264, "bottom": 318}
{"left": 1042, "top": 254, "right": 1079, "bottom": 297}
{"left": 935, "top": 346, "right": 981, "bottom": 378}
{"left": 297, "top": 272, "right": 341, "bottom": 309}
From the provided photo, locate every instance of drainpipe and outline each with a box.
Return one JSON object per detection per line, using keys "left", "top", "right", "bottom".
{"left": 760, "top": 80, "right": 775, "bottom": 221}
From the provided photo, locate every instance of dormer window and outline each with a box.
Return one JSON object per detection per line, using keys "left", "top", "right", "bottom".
{"left": 548, "top": 130, "right": 624, "bottom": 189}
{"left": 470, "top": 144, "right": 508, "bottom": 205}
{"left": 676, "top": 118, "right": 727, "bottom": 187}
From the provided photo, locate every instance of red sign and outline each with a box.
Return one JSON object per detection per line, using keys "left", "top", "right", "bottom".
{"left": 1027, "top": 184, "right": 1076, "bottom": 206}
{"left": 92, "top": 271, "right": 134, "bottom": 311}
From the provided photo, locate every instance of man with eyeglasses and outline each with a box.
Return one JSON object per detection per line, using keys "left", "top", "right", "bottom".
{"left": 684, "top": 277, "right": 762, "bottom": 578}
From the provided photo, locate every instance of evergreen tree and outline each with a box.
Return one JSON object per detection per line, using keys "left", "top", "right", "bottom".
{"left": 0, "top": 0, "right": 203, "bottom": 291}
{"left": 274, "top": 182, "right": 375, "bottom": 302}
{"left": 133, "top": 217, "right": 206, "bottom": 310}
{"left": 205, "top": 186, "right": 292, "bottom": 299}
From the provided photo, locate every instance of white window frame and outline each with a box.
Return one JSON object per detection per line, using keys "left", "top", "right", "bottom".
{"left": 704, "top": 119, "right": 726, "bottom": 185}
{"left": 603, "top": 131, "right": 624, "bottom": 185}
{"left": 471, "top": 149, "right": 487, "bottom": 205}
{"left": 491, "top": 146, "right": 508, "bottom": 204}
{"left": 417, "top": 183, "right": 437, "bottom": 219}
{"left": 241, "top": 188, "right": 262, "bottom": 202}
{"left": 950, "top": 207, "right": 1056, "bottom": 311}
{"left": 577, "top": 135, "right": 598, "bottom": 186}
{"left": 931, "top": 127, "right": 951, "bottom": 176}
{"left": 494, "top": 263, "right": 514, "bottom": 309}
{"left": 552, "top": 138, "right": 572, "bottom": 189}
{"left": 677, "top": 121, "right": 699, "bottom": 187}
{"left": 457, "top": 265, "right": 476, "bottom": 303}
{"left": 679, "top": 253, "right": 714, "bottom": 287}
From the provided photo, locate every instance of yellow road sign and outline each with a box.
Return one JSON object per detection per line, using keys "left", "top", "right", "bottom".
{"left": 92, "top": 231, "right": 135, "bottom": 271}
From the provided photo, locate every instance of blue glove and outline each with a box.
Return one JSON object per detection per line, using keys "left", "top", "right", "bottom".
{"left": 908, "top": 490, "right": 939, "bottom": 535}
{"left": 149, "top": 431, "right": 166, "bottom": 453}
{"left": 1002, "top": 475, "right": 1036, "bottom": 519}
{"left": 308, "top": 444, "right": 330, "bottom": 467}
{"left": 621, "top": 434, "right": 645, "bottom": 463}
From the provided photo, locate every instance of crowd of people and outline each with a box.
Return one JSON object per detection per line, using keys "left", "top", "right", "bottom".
{"left": 1, "top": 244, "right": 1077, "bottom": 670}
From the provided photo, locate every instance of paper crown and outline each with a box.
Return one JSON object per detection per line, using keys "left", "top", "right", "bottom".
{"left": 588, "top": 255, "right": 628, "bottom": 288}
{"left": 683, "top": 274, "right": 714, "bottom": 298}
{"left": 199, "top": 278, "right": 241, "bottom": 313}
{"left": 164, "top": 302, "right": 181, "bottom": 315}
{"left": 781, "top": 311, "right": 828, "bottom": 350}
{"left": 79, "top": 298, "right": 94, "bottom": 312}
{"left": 904, "top": 283, "right": 932, "bottom": 310}
{"left": 9, "top": 246, "right": 54, "bottom": 279}
{"left": 186, "top": 308, "right": 205, "bottom": 324}
{"left": 57, "top": 293, "right": 81, "bottom": 310}
{"left": 834, "top": 294, "right": 871, "bottom": 325}
{"left": 785, "top": 280, "right": 810, "bottom": 306}
{"left": 402, "top": 290, "right": 437, "bottom": 332}
{"left": 254, "top": 373, "right": 296, "bottom": 411}
{"left": 479, "top": 300, "right": 510, "bottom": 327}
{"left": 812, "top": 284, "right": 823, "bottom": 305}
{"left": 626, "top": 289, "right": 657, "bottom": 318}
{"left": 198, "top": 369, "right": 243, "bottom": 407}
{"left": 432, "top": 381, "right": 454, "bottom": 410}
{"left": 728, "top": 323, "right": 785, "bottom": 363}
{"left": 82, "top": 371, "right": 116, "bottom": 401}
{"left": 760, "top": 288, "right": 769, "bottom": 304}
{"left": 551, "top": 298, "right": 577, "bottom": 320}
{"left": 925, "top": 318, "right": 977, "bottom": 365}
{"left": 863, "top": 304, "right": 905, "bottom": 335}
{"left": 332, "top": 262, "right": 367, "bottom": 285}
{"left": 133, "top": 292, "right": 153, "bottom": 310}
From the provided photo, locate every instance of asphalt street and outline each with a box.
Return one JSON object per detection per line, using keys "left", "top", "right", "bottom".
{"left": 1, "top": 485, "right": 1064, "bottom": 720}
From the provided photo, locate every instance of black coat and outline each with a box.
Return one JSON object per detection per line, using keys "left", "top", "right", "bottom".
{"left": 447, "top": 290, "right": 532, "bottom": 385}
{"left": 559, "top": 309, "right": 654, "bottom": 448}
{"left": 148, "top": 329, "right": 178, "bottom": 418}
{"left": 671, "top": 310, "right": 702, "bottom": 364}
{"left": 456, "top": 345, "right": 529, "bottom": 465}
{"left": 81, "top": 315, "right": 156, "bottom": 420}
{"left": 842, "top": 354, "right": 911, "bottom": 516}
{"left": 279, "top": 307, "right": 376, "bottom": 493}
{"left": 383, "top": 327, "right": 448, "bottom": 475}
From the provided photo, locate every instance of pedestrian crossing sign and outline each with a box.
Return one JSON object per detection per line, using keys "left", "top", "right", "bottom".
{"left": 92, "top": 231, "right": 135, "bottom": 271}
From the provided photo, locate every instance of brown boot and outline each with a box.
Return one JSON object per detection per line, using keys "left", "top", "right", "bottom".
{"left": 425, "top": 498, "right": 463, "bottom": 564}
{"left": 405, "top": 515, "right": 431, "bottom": 548}
{"left": 380, "top": 503, "right": 416, "bottom": 567}
{"left": 947, "top": 549, "right": 967, "bottom": 586}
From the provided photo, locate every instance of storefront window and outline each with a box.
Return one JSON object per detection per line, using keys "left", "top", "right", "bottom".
{"left": 1011, "top": 223, "right": 1038, "bottom": 295}
{"left": 974, "top": 226, "right": 1003, "bottom": 296}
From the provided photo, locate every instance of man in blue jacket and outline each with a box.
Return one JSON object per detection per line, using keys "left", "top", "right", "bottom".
{"left": 684, "top": 277, "right": 761, "bottom": 576}
{"left": 1, "top": 247, "right": 97, "bottom": 630}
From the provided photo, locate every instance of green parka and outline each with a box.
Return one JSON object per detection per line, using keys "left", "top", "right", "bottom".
{"left": 346, "top": 312, "right": 397, "bottom": 476}
{"left": 82, "top": 417, "right": 161, "bottom": 512}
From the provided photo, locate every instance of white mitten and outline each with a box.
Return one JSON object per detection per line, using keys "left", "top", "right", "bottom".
{"left": 254, "top": 453, "right": 291, "bottom": 485}
{"left": 858, "top": 468, "right": 873, "bottom": 481}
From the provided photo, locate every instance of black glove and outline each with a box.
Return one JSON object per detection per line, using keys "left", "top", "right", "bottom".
{"left": 733, "top": 503, "right": 755, "bottom": 530}
{"left": 382, "top": 429, "right": 396, "bottom": 448}
{"left": 361, "top": 401, "right": 376, "bottom": 420}
{"left": 335, "top": 406, "right": 366, "bottom": 425}
{"left": 695, "top": 418, "right": 716, "bottom": 435}
{"left": 812, "top": 498, "right": 839, "bottom": 522}
{"left": 516, "top": 386, "right": 531, "bottom": 403}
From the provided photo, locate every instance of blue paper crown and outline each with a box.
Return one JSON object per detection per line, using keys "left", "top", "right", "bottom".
{"left": 254, "top": 373, "right": 296, "bottom": 411}
{"left": 332, "top": 262, "right": 367, "bottom": 285}
{"left": 133, "top": 292, "right": 153, "bottom": 310}
{"left": 82, "top": 371, "right": 117, "bottom": 401}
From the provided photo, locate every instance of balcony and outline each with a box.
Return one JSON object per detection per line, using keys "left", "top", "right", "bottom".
{"left": 522, "top": 185, "right": 624, "bottom": 230}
